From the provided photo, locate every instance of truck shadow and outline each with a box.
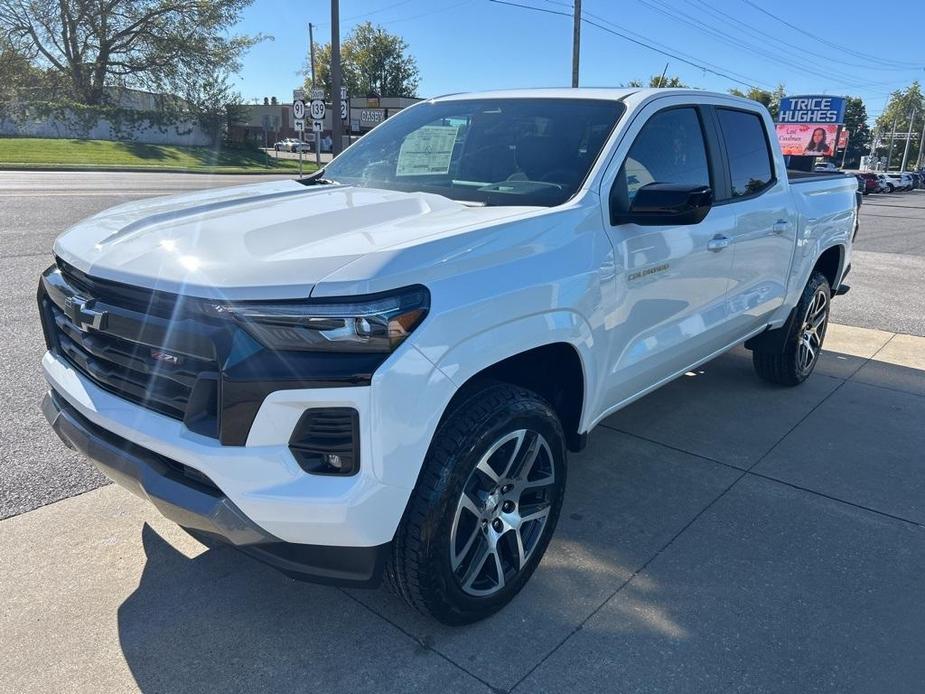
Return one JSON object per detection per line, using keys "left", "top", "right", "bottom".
{"left": 116, "top": 345, "right": 925, "bottom": 693}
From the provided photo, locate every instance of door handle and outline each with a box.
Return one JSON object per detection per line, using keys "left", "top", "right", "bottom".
{"left": 771, "top": 219, "right": 789, "bottom": 235}
{"left": 707, "top": 235, "right": 730, "bottom": 252}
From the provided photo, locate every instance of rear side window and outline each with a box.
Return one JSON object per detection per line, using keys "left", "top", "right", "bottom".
{"left": 612, "top": 107, "right": 710, "bottom": 213}
{"left": 716, "top": 109, "right": 774, "bottom": 198}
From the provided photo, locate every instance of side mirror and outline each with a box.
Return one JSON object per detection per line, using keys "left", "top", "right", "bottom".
{"left": 611, "top": 183, "right": 713, "bottom": 226}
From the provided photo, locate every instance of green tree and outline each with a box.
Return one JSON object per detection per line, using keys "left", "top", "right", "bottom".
{"left": 625, "top": 74, "right": 689, "bottom": 88}
{"left": 0, "top": 0, "right": 262, "bottom": 105}
{"left": 874, "top": 82, "right": 924, "bottom": 169}
{"left": 728, "top": 84, "right": 786, "bottom": 120}
{"left": 841, "top": 96, "right": 871, "bottom": 169}
{"left": 307, "top": 22, "right": 420, "bottom": 98}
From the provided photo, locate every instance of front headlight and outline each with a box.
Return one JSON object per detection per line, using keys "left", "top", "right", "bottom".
{"left": 211, "top": 286, "right": 429, "bottom": 353}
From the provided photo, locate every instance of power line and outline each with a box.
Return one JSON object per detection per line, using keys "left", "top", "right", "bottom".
{"left": 689, "top": 0, "right": 914, "bottom": 74}
{"left": 489, "top": 0, "right": 571, "bottom": 18}
{"left": 552, "top": 2, "right": 776, "bottom": 88}
{"left": 739, "top": 0, "right": 924, "bottom": 70}
{"left": 488, "top": 0, "right": 767, "bottom": 89}
{"left": 637, "top": 0, "right": 905, "bottom": 90}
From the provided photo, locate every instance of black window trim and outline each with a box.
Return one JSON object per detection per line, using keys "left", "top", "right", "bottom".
{"left": 608, "top": 103, "right": 719, "bottom": 225}
{"left": 707, "top": 104, "right": 778, "bottom": 205}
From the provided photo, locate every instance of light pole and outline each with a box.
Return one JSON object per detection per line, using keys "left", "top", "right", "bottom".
{"left": 918, "top": 118, "right": 925, "bottom": 170}
{"left": 331, "top": 0, "right": 344, "bottom": 156}
{"left": 571, "top": 0, "right": 581, "bottom": 87}
{"left": 900, "top": 109, "right": 916, "bottom": 172}
{"left": 886, "top": 118, "right": 898, "bottom": 170}
{"left": 308, "top": 22, "right": 316, "bottom": 87}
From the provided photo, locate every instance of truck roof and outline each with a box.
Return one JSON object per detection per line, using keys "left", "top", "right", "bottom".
{"left": 428, "top": 87, "right": 748, "bottom": 104}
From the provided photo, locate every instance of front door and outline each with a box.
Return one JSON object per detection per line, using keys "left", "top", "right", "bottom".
{"left": 600, "top": 103, "right": 737, "bottom": 410}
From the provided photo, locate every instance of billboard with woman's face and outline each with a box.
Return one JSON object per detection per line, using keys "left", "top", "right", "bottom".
{"left": 775, "top": 123, "right": 838, "bottom": 156}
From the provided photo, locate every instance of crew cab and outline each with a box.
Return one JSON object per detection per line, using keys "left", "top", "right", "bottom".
{"left": 38, "top": 89, "right": 857, "bottom": 624}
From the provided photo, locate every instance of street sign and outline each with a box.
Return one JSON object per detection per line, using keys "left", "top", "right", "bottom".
{"left": 310, "top": 99, "right": 326, "bottom": 121}
{"left": 359, "top": 109, "right": 385, "bottom": 129}
{"left": 293, "top": 88, "right": 305, "bottom": 100}
{"left": 294, "top": 119, "right": 304, "bottom": 132}
{"left": 312, "top": 120, "right": 323, "bottom": 133}
{"left": 311, "top": 87, "right": 324, "bottom": 100}
{"left": 340, "top": 87, "right": 349, "bottom": 120}
{"left": 292, "top": 99, "right": 305, "bottom": 121}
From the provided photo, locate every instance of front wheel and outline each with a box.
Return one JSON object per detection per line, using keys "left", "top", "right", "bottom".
{"left": 888, "top": 183, "right": 895, "bottom": 192}
{"left": 386, "top": 383, "right": 567, "bottom": 625}
{"left": 752, "top": 271, "right": 831, "bottom": 386}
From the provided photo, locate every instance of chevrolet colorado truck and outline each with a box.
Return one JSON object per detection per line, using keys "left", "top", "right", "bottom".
{"left": 39, "top": 89, "right": 858, "bottom": 624}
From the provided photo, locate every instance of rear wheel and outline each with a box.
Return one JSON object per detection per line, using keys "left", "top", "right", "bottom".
{"left": 888, "top": 183, "right": 895, "bottom": 192}
{"left": 752, "top": 271, "right": 831, "bottom": 386}
{"left": 386, "top": 383, "right": 567, "bottom": 625}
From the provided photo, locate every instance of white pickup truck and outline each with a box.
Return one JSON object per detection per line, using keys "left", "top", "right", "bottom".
{"left": 39, "top": 88, "right": 858, "bottom": 624}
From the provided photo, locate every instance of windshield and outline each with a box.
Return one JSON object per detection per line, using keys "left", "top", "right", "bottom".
{"left": 322, "top": 98, "right": 625, "bottom": 206}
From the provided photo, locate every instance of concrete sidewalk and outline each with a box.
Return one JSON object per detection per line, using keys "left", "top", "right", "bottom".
{"left": 2, "top": 323, "right": 924, "bottom": 693}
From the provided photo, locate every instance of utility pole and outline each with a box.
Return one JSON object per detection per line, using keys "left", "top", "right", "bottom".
{"left": 900, "top": 109, "right": 916, "bottom": 171}
{"left": 331, "top": 0, "right": 344, "bottom": 156}
{"left": 571, "top": 0, "right": 581, "bottom": 87}
{"left": 308, "top": 23, "right": 316, "bottom": 87}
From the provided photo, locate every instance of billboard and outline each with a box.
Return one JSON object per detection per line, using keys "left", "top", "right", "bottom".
{"left": 778, "top": 96, "right": 846, "bottom": 124}
{"left": 776, "top": 123, "right": 839, "bottom": 156}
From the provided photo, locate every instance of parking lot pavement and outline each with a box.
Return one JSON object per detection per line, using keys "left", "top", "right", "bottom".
{"left": 830, "top": 189, "right": 925, "bottom": 336}
{"left": 3, "top": 323, "right": 924, "bottom": 693}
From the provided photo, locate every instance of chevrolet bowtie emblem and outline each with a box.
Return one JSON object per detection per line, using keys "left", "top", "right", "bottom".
{"left": 63, "top": 295, "right": 108, "bottom": 332}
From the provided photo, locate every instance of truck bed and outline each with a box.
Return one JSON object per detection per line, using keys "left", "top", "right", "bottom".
{"left": 787, "top": 170, "right": 851, "bottom": 184}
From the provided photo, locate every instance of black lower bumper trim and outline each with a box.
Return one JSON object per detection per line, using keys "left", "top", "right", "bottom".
{"left": 42, "top": 390, "right": 388, "bottom": 587}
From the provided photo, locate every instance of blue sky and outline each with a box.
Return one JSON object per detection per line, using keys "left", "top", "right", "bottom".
{"left": 233, "top": 0, "right": 925, "bottom": 122}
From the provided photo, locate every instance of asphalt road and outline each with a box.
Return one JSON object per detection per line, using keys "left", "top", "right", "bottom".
{"left": 0, "top": 172, "right": 292, "bottom": 519}
{"left": 1, "top": 171, "right": 923, "bottom": 520}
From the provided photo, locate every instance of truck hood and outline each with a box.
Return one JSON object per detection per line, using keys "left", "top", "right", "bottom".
{"left": 54, "top": 179, "right": 536, "bottom": 300}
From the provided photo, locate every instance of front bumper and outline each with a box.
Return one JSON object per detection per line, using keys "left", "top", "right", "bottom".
{"left": 43, "top": 389, "right": 388, "bottom": 587}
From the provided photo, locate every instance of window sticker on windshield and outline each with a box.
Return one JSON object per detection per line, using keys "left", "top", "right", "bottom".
{"left": 396, "top": 125, "right": 459, "bottom": 176}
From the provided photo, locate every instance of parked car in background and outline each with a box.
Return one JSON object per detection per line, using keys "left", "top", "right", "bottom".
{"left": 37, "top": 88, "right": 860, "bottom": 624}
{"left": 879, "top": 173, "right": 903, "bottom": 192}
{"left": 274, "top": 138, "right": 310, "bottom": 153}
{"left": 814, "top": 162, "right": 839, "bottom": 173}
{"left": 857, "top": 173, "right": 879, "bottom": 194}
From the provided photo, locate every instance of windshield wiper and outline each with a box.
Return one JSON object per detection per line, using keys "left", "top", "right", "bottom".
{"left": 298, "top": 169, "right": 337, "bottom": 186}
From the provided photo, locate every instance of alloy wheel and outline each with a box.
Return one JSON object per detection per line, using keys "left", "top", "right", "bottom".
{"left": 798, "top": 288, "right": 829, "bottom": 373}
{"left": 449, "top": 429, "right": 557, "bottom": 597}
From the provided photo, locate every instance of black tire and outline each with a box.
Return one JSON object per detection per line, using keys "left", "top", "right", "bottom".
{"left": 386, "top": 382, "right": 567, "bottom": 625}
{"left": 753, "top": 271, "right": 831, "bottom": 386}
{"left": 888, "top": 183, "right": 895, "bottom": 193}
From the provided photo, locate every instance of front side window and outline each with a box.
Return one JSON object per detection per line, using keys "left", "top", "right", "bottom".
{"left": 716, "top": 108, "right": 774, "bottom": 198}
{"left": 611, "top": 107, "right": 710, "bottom": 214}
{"left": 323, "top": 98, "right": 625, "bottom": 207}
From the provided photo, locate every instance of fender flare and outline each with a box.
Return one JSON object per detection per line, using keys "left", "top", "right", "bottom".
{"left": 433, "top": 309, "right": 597, "bottom": 431}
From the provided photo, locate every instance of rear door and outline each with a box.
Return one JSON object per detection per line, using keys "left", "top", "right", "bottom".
{"left": 598, "top": 99, "right": 738, "bottom": 409}
{"left": 711, "top": 106, "right": 795, "bottom": 335}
